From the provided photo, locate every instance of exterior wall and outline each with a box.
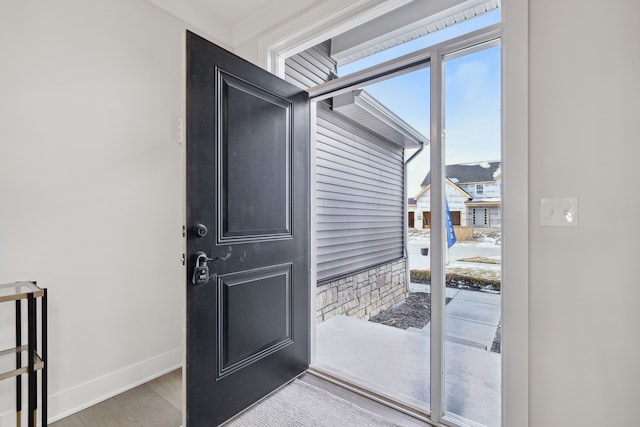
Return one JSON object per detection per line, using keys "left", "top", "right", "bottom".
{"left": 286, "top": 45, "right": 406, "bottom": 282}
{"left": 316, "top": 258, "right": 408, "bottom": 323}
{"left": 285, "top": 40, "right": 336, "bottom": 88}
{"left": 314, "top": 103, "right": 405, "bottom": 280}
{"left": 467, "top": 205, "right": 501, "bottom": 228}
{"left": 459, "top": 180, "right": 501, "bottom": 199}
{"left": 414, "top": 183, "right": 470, "bottom": 229}
{"left": 490, "top": 206, "right": 501, "bottom": 228}
{"left": 453, "top": 226, "right": 474, "bottom": 241}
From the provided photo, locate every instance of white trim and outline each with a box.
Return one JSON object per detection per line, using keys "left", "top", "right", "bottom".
{"left": 429, "top": 47, "right": 445, "bottom": 423}
{"left": 13, "top": 347, "right": 182, "bottom": 425}
{"left": 309, "top": 100, "right": 318, "bottom": 366}
{"left": 501, "top": 0, "right": 529, "bottom": 425}
{"left": 181, "top": 28, "right": 188, "bottom": 427}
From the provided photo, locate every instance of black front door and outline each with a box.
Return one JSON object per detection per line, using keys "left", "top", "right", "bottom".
{"left": 185, "top": 31, "right": 310, "bottom": 426}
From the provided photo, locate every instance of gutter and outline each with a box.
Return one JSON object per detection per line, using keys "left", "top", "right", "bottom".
{"left": 403, "top": 139, "right": 428, "bottom": 292}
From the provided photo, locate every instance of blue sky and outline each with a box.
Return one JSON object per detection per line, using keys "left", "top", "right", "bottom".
{"left": 337, "top": 11, "right": 501, "bottom": 197}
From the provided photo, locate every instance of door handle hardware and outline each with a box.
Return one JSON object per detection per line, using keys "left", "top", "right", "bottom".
{"left": 193, "top": 224, "right": 208, "bottom": 238}
{"left": 191, "top": 251, "right": 231, "bottom": 285}
{"left": 192, "top": 252, "right": 211, "bottom": 285}
{"left": 214, "top": 252, "right": 231, "bottom": 262}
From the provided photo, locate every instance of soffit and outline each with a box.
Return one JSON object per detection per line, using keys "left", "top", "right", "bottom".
{"left": 333, "top": 90, "right": 425, "bottom": 149}
{"left": 331, "top": 0, "right": 500, "bottom": 66}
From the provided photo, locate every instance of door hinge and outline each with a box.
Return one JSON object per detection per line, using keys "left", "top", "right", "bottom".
{"left": 182, "top": 225, "right": 186, "bottom": 238}
{"left": 177, "top": 118, "right": 184, "bottom": 144}
{"left": 181, "top": 253, "right": 186, "bottom": 266}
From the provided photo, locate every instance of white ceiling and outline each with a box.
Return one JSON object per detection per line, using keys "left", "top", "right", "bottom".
{"left": 188, "top": 0, "right": 275, "bottom": 24}
{"left": 147, "top": 0, "right": 321, "bottom": 47}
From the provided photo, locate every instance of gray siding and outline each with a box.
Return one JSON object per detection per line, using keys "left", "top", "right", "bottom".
{"left": 286, "top": 42, "right": 406, "bottom": 283}
{"left": 316, "top": 102, "right": 405, "bottom": 282}
{"left": 285, "top": 40, "right": 336, "bottom": 89}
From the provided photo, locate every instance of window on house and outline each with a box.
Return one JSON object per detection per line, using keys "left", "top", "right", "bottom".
{"left": 451, "top": 210, "right": 461, "bottom": 226}
{"left": 476, "top": 183, "right": 484, "bottom": 195}
{"left": 423, "top": 211, "right": 432, "bottom": 227}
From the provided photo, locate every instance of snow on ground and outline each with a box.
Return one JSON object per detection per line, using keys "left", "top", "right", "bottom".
{"left": 408, "top": 228, "right": 502, "bottom": 283}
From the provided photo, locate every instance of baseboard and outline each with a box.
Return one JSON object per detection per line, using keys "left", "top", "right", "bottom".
{"left": 0, "top": 346, "right": 182, "bottom": 425}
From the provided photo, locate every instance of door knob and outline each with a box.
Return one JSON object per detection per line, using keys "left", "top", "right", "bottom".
{"left": 193, "top": 224, "right": 208, "bottom": 238}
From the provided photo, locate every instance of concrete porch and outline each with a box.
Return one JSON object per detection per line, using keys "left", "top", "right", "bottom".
{"left": 315, "top": 288, "right": 501, "bottom": 427}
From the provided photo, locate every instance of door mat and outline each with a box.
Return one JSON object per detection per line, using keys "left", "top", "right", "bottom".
{"left": 224, "top": 379, "right": 403, "bottom": 426}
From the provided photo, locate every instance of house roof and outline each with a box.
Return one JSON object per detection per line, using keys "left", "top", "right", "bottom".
{"left": 408, "top": 197, "right": 417, "bottom": 206}
{"left": 333, "top": 89, "right": 425, "bottom": 149}
{"left": 420, "top": 161, "right": 501, "bottom": 187}
{"left": 414, "top": 177, "right": 473, "bottom": 200}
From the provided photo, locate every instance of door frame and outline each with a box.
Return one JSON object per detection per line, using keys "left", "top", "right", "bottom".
{"left": 307, "top": 24, "right": 502, "bottom": 425}
{"left": 259, "top": 2, "right": 530, "bottom": 426}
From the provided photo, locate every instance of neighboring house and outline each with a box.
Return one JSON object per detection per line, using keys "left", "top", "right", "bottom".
{"left": 410, "top": 161, "right": 501, "bottom": 230}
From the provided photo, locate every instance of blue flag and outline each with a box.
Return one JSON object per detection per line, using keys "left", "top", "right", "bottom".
{"left": 445, "top": 199, "right": 457, "bottom": 248}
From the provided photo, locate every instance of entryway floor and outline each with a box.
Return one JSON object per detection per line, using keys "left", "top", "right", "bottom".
{"left": 50, "top": 368, "right": 430, "bottom": 427}
{"left": 51, "top": 369, "right": 182, "bottom": 427}
{"left": 315, "top": 289, "right": 501, "bottom": 427}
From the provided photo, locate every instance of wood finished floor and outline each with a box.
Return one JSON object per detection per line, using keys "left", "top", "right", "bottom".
{"left": 51, "top": 369, "right": 431, "bottom": 427}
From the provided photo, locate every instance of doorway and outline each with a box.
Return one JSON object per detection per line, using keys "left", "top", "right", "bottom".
{"left": 291, "top": 18, "right": 504, "bottom": 427}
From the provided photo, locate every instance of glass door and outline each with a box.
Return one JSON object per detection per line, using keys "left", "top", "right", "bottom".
{"left": 439, "top": 40, "right": 502, "bottom": 427}
{"left": 305, "top": 20, "right": 504, "bottom": 427}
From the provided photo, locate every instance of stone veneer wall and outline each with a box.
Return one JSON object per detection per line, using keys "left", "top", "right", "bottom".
{"left": 316, "top": 258, "right": 408, "bottom": 322}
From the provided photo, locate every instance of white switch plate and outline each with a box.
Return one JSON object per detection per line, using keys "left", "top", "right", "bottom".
{"left": 540, "top": 197, "right": 578, "bottom": 227}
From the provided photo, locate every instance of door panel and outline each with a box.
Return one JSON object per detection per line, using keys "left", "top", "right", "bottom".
{"left": 186, "top": 31, "right": 310, "bottom": 426}
{"left": 219, "top": 71, "right": 292, "bottom": 240}
{"left": 218, "top": 264, "right": 293, "bottom": 377}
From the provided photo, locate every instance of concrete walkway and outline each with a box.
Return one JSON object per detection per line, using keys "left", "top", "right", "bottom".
{"left": 409, "top": 288, "right": 501, "bottom": 351}
{"left": 315, "top": 288, "right": 501, "bottom": 427}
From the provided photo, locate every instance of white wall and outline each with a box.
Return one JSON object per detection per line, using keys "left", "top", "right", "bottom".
{"left": 0, "top": 0, "right": 192, "bottom": 421}
{"left": 529, "top": 0, "right": 640, "bottom": 425}
{"left": 2, "top": 0, "right": 638, "bottom": 425}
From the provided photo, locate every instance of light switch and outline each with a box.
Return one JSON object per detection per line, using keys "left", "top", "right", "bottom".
{"left": 540, "top": 197, "right": 578, "bottom": 227}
